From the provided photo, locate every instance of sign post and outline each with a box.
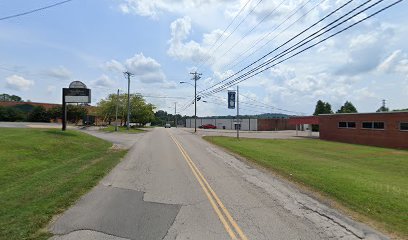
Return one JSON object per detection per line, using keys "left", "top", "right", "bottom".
{"left": 62, "top": 81, "right": 91, "bottom": 131}
{"left": 228, "top": 88, "right": 240, "bottom": 139}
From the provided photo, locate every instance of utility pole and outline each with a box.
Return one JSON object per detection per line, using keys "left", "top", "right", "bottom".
{"left": 115, "top": 89, "right": 119, "bottom": 131}
{"left": 237, "top": 85, "right": 239, "bottom": 139}
{"left": 174, "top": 102, "right": 177, "bottom": 128}
{"left": 190, "top": 71, "right": 202, "bottom": 133}
{"left": 124, "top": 71, "right": 134, "bottom": 130}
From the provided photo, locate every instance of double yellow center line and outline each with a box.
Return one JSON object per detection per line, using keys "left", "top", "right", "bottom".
{"left": 169, "top": 133, "right": 248, "bottom": 240}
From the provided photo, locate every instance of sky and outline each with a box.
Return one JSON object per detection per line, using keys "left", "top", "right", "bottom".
{"left": 0, "top": 0, "right": 407, "bottom": 117}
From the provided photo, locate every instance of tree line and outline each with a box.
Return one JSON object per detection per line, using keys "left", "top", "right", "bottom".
{"left": 313, "top": 100, "right": 407, "bottom": 115}
{"left": 0, "top": 104, "right": 87, "bottom": 123}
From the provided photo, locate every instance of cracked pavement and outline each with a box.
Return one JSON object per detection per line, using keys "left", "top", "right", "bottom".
{"left": 49, "top": 128, "right": 388, "bottom": 240}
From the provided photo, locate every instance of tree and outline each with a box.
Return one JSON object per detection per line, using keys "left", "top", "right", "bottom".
{"left": 28, "top": 106, "right": 50, "bottom": 122}
{"left": 47, "top": 106, "right": 62, "bottom": 122}
{"left": 0, "top": 93, "right": 22, "bottom": 102}
{"left": 376, "top": 106, "right": 389, "bottom": 112}
{"left": 336, "top": 101, "right": 358, "bottom": 113}
{"left": 0, "top": 106, "right": 25, "bottom": 121}
{"left": 97, "top": 93, "right": 155, "bottom": 126}
{"left": 392, "top": 108, "right": 408, "bottom": 112}
{"left": 313, "top": 100, "right": 333, "bottom": 115}
{"left": 66, "top": 105, "right": 87, "bottom": 124}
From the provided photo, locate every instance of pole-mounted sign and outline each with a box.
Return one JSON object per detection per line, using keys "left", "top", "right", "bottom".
{"left": 228, "top": 90, "right": 236, "bottom": 109}
{"left": 62, "top": 81, "right": 91, "bottom": 131}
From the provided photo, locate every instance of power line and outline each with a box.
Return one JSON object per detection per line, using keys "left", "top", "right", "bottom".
{"left": 139, "top": 94, "right": 188, "bottom": 100}
{"left": 211, "top": 0, "right": 288, "bottom": 66}
{"left": 225, "top": 0, "right": 331, "bottom": 72}
{"left": 198, "top": 0, "right": 356, "bottom": 95}
{"left": 199, "top": 0, "right": 388, "bottom": 97}
{"left": 0, "top": 0, "right": 74, "bottom": 21}
{"left": 197, "top": 0, "right": 265, "bottom": 70}
{"left": 201, "top": 0, "right": 403, "bottom": 97}
{"left": 196, "top": 0, "right": 252, "bottom": 66}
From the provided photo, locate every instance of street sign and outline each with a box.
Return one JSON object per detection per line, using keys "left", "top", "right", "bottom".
{"left": 63, "top": 88, "right": 91, "bottom": 103}
{"left": 228, "top": 91, "right": 236, "bottom": 109}
{"left": 62, "top": 81, "right": 91, "bottom": 131}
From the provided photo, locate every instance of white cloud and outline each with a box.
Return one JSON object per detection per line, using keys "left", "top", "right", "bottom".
{"left": 45, "top": 66, "right": 72, "bottom": 80}
{"left": 125, "top": 53, "right": 165, "bottom": 83}
{"left": 5, "top": 75, "right": 34, "bottom": 91}
{"left": 167, "top": 16, "right": 210, "bottom": 63}
{"left": 92, "top": 75, "right": 115, "bottom": 88}
{"left": 104, "top": 59, "right": 125, "bottom": 72}
{"left": 47, "top": 85, "right": 56, "bottom": 94}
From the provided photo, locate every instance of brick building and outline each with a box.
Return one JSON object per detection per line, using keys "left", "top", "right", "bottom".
{"left": 185, "top": 117, "right": 296, "bottom": 131}
{"left": 0, "top": 101, "right": 101, "bottom": 125}
{"left": 319, "top": 112, "right": 408, "bottom": 149}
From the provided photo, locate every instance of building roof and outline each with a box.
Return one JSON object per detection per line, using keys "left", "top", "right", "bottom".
{"left": 319, "top": 111, "right": 408, "bottom": 116}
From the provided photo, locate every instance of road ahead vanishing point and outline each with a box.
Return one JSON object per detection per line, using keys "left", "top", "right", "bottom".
{"left": 50, "top": 128, "right": 386, "bottom": 240}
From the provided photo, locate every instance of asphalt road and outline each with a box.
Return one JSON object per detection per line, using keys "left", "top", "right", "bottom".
{"left": 50, "top": 127, "right": 387, "bottom": 240}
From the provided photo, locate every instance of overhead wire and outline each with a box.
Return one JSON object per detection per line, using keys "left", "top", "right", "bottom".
{"left": 197, "top": 0, "right": 356, "bottom": 96}
{"left": 193, "top": 0, "right": 252, "bottom": 69}
{"left": 199, "top": 0, "right": 388, "bottom": 97}
{"left": 197, "top": 0, "right": 265, "bottom": 70}
{"left": 225, "top": 0, "right": 331, "bottom": 72}
{"left": 201, "top": 0, "right": 403, "bottom": 97}
{"left": 0, "top": 0, "right": 74, "bottom": 21}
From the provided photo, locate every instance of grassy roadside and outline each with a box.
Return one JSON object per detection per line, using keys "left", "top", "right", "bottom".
{"left": 204, "top": 136, "right": 408, "bottom": 238}
{"left": 0, "top": 128, "right": 127, "bottom": 240}
{"left": 100, "top": 125, "right": 145, "bottom": 133}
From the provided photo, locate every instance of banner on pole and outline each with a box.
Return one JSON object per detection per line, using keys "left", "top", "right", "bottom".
{"left": 228, "top": 91, "right": 236, "bottom": 109}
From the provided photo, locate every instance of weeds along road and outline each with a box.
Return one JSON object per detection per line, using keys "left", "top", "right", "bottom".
{"left": 50, "top": 127, "right": 387, "bottom": 240}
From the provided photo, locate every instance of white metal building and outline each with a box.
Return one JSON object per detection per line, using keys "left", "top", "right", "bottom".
{"left": 185, "top": 118, "right": 258, "bottom": 131}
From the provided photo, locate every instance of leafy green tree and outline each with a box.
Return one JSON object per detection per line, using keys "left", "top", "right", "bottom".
{"left": 97, "top": 93, "right": 155, "bottom": 126}
{"left": 313, "top": 100, "right": 333, "bottom": 115}
{"left": 392, "top": 108, "right": 408, "bottom": 112}
{"left": 47, "top": 106, "right": 62, "bottom": 122}
{"left": 0, "top": 93, "right": 22, "bottom": 102}
{"left": 66, "top": 105, "right": 87, "bottom": 124}
{"left": 28, "top": 106, "right": 50, "bottom": 122}
{"left": 376, "top": 106, "right": 389, "bottom": 112}
{"left": 0, "top": 106, "right": 26, "bottom": 121}
{"left": 336, "top": 101, "right": 358, "bottom": 113}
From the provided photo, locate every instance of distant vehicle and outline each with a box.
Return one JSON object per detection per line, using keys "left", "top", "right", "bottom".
{"left": 165, "top": 123, "right": 171, "bottom": 128}
{"left": 200, "top": 124, "right": 216, "bottom": 129}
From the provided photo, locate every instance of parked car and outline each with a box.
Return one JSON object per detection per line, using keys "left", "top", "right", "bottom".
{"left": 165, "top": 123, "right": 171, "bottom": 128}
{"left": 200, "top": 124, "right": 217, "bottom": 129}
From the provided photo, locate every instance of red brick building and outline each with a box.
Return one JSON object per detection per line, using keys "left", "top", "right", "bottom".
{"left": 257, "top": 118, "right": 296, "bottom": 131}
{"left": 0, "top": 101, "right": 60, "bottom": 110}
{"left": 319, "top": 112, "right": 408, "bottom": 149}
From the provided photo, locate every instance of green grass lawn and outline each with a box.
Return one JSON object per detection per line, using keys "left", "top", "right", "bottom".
{"left": 100, "top": 125, "right": 145, "bottom": 133}
{"left": 0, "top": 128, "right": 127, "bottom": 240}
{"left": 204, "top": 137, "right": 408, "bottom": 238}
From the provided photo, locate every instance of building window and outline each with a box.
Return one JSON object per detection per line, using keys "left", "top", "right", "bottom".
{"left": 400, "top": 122, "right": 408, "bottom": 131}
{"left": 338, "top": 122, "right": 356, "bottom": 128}
{"left": 338, "top": 122, "right": 347, "bottom": 128}
{"left": 347, "top": 122, "right": 356, "bottom": 128}
{"left": 373, "top": 122, "right": 384, "bottom": 129}
{"left": 362, "top": 122, "right": 385, "bottom": 130}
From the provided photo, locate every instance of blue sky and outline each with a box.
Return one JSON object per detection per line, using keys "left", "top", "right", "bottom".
{"left": 1, "top": 0, "right": 407, "bottom": 116}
